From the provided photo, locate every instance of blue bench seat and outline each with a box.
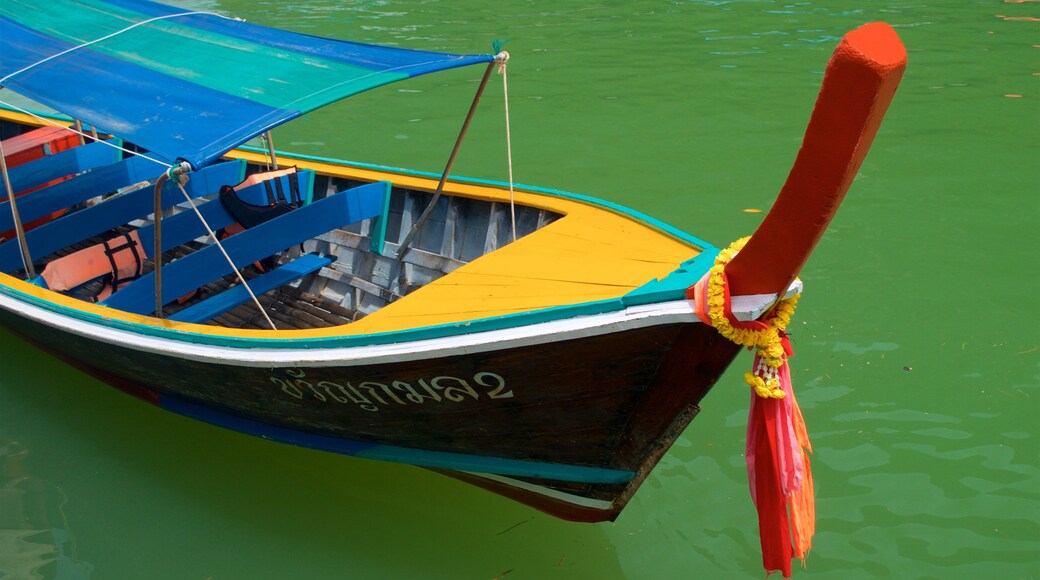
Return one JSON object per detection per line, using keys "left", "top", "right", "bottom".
{"left": 4, "top": 139, "right": 124, "bottom": 196}
{"left": 167, "top": 253, "right": 335, "bottom": 324}
{"left": 101, "top": 180, "right": 389, "bottom": 316}
{"left": 0, "top": 160, "right": 246, "bottom": 273}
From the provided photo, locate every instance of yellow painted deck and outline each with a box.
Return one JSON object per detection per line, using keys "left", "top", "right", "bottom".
{"left": 343, "top": 188, "right": 700, "bottom": 335}
{"left": 225, "top": 150, "right": 705, "bottom": 335}
{"left": 345, "top": 212, "right": 697, "bottom": 333}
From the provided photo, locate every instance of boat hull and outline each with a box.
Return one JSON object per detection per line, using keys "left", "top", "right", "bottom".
{"left": 0, "top": 295, "right": 740, "bottom": 520}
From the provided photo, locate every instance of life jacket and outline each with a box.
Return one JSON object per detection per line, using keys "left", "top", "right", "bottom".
{"left": 219, "top": 167, "right": 302, "bottom": 229}
{"left": 38, "top": 168, "right": 303, "bottom": 304}
{"left": 40, "top": 230, "right": 144, "bottom": 301}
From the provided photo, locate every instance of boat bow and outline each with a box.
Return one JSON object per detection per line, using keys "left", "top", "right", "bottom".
{"left": 724, "top": 22, "right": 907, "bottom": 297}
{"left": 687, "top": 22, "right": 907, "bottom": 578}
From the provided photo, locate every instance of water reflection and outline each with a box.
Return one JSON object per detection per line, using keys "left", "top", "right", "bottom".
{"left": 1, "top": 0, "right": 1037, "bottom": 577}
{"left": 0, "top": 440, "right": 93, "bottom": 580}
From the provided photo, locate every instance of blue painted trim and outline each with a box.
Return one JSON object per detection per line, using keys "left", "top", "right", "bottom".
{"left": 103, "top": 181, "right": 387, "bottom": 314}
{"left": 0, "top": 159, "right": 246, "bottom": 273}
{"left": 4, "top": 139, "right": 122, "bottom": 198}
{"left": 161, "top": 395, "right": 634, "bottom": 484}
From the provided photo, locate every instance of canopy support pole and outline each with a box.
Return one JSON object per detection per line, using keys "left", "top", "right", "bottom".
{"left": 73, "top": 120, "right": 86, "bottom": 145}
{"left": 265, "top": 131, "right": 279, "bottom": 170}
{"left": 152, "top": 162, "right": 191, "bottom": 318}
{"left": 397, "top": 56, "right": 503, "bottom": 260}
{"left": 0, "top": 140, "right": 36, "bottom": 279}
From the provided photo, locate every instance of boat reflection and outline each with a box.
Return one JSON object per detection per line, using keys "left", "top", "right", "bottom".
{"left": 0, "top": 440, "right": 93, "bottom": 580}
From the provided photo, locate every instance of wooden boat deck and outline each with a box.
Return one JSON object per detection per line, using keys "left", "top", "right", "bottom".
{"left": 183, "top": 195, "right": 703, "bottom": 334}
{"left": 343, "top": 205, "right": 700, "bottom": 334}
{"left": 191, "top": 150, "right": 708, "bottom": 336}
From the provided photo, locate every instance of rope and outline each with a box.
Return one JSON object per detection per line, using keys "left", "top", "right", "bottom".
{"left": 497, "top": 52, "right": 517, "bottom": 242}
{"left": 0, "top": 99, "right": 272, "bottom": 327}
{"left": 0, "top": 11, "right": 233, "bottom": 87}
{"left": 175, "top": 181, "right": 277, "bottom": 331}
{"left": 261, "top": 131, "right": 279, "bottom": 171}
{"left": 0, "top": 99, "right": 170, "bottom": 169}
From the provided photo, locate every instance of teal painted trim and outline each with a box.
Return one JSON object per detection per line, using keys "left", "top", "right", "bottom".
{"left": 369, "top": 181, "right": 392, "bottom": 255}
{"left": 0, "top": 101, "right": 70, "bottom": 122}
{"left": 162, "top": 394, "right": 634, "bottom": 484}
{"left": 302, "top": 170, "right": 315, "bottom": 205}
{"left": 355, "top": 446, "right": 634, "bottom": 484}
{"left": 3, "top": 106, "right": 708, "bottom": 250}
{"left": 0, "top": 145, "right": 710, "bottom": 349}
{"left": 238, "top": 145, "right": 716, "bottom": 250}
{"left": 621, "top": 248, "right": 720, "bottom": 307}
{"left": 0, "top": 119, "right": 711, "bottom": 349}
{"left": 232, "top": 158, "right": 247, "bottom": 183}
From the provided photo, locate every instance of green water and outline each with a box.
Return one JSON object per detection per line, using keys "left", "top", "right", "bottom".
{"left": 1, "top": 1, "right": 1037, "bottom": 578}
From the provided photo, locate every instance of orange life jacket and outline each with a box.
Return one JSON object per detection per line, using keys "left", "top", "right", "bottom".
{"left": 41, "top": 230, "right": 144, "bottom": 301}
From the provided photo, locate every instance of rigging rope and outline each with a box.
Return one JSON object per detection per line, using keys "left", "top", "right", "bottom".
{"left": 0, "top": 11, "right": 233, "bottom": 87}
{"left": 0, "top": 99, "right": 170, "bottom": 169}
{"left": 497, "top": 52, "right": 517, "bottom": 242}
{"left": 0, "top": 99, "right": 274, "bottom": 328}
{"left": 174, "top": 181, "right": 278, "bottom": 331}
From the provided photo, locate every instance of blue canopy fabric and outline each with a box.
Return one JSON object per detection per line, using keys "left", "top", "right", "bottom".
{"left": 0, "top": 0, "right": 494, "bottom": 169}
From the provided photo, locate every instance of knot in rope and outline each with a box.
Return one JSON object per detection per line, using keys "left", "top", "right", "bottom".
{"left": 165, "top": 161, "right": 192, "bottom": 185}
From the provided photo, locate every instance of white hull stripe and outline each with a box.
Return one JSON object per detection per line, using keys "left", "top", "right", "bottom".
{"left": 0, "top": 291, "right": 702, "bottom": 367}
{"left": 0, "top": 285, "right": 792, "bottom": 368}
{"left": 461, "top": 472, "right": 616, "bottom": 511}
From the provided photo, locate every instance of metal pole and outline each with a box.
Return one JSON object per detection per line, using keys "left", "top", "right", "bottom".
{"left": 397, "top": 57, "right": 501, "bottom": 260}
{"left": 0, "top": 139, "right": 36, "bottom": 279}
{"left": 152, "top": 162, "right": 191, "bottom": 317}
{"left": 73, "top": 119, "right": 86, "bottom": 145}
{"left": 265, "top": 131, "right": 279, "bottom": 170}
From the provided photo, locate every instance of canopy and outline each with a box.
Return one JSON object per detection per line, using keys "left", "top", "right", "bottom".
{"left": 0, "top": 0, "right": 495, "bottom": 169}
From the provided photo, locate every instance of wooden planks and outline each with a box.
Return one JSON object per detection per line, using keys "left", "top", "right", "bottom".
{"left": 344, "top": 205, "right": 700, "bottom": 333}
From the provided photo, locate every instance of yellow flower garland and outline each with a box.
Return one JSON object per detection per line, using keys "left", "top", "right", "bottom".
{"left": 705, "top": 237, "right": 801, "bottom": 399}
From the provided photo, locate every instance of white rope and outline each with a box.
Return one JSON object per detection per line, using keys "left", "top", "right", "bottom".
{"left": 0, "top": 98, "right": 170, "bottom": 169}
{"left": 0, "top": 98, "right": 273, "bottom": 328}
{"left": 259, "top": 133, "right": 272, "bottom": 171}
{"left": 497, "top": 52, "right": 517, "bottom": 242}
{"left": 0, "top": 11, "right": 233, "bottom": 86}
{"left": 174, "top": 182, "right": 277, "bottom": 331}
{"left": 0, "top": 9, "right": 232, "bottom": 174}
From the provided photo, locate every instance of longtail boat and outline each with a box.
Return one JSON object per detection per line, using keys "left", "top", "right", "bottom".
{"left": 0, "top": 1, "right": 906, "bottom": 575}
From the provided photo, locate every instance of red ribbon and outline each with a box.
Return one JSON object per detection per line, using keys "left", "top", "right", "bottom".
{"left": 689, "top": 273, "right": 814, "bottom": 577}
